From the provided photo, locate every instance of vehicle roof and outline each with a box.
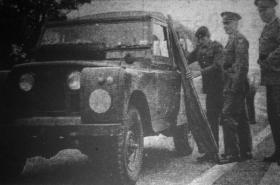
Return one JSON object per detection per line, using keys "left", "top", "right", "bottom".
{"left": 46, "top": 11, "right": 167, "bottom": 27}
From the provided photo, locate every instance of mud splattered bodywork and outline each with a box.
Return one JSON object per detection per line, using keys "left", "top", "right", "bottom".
{"left": 2, "top": 11, "right": 182, "bottom": 133}
{"left": 81, "top": 62, "right": 181, "bottom": 133}
{"left": 0, "top": 11, "right": 190, "bottom": 184}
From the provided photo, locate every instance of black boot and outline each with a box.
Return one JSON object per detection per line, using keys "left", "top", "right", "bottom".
{"left": 197, "top": 153, "right": 219, "bottom": 163}
{"left": 218, "top": 154, "right": 240, "bottom": 164}
{"left": 263, "top": 152, "right": 280, "bottom": 162}
{"left": 197, "top": 154, "right": 212, "bottom": 162}
{"left": 240, "top": 152, "right": 253, "bottom": 161}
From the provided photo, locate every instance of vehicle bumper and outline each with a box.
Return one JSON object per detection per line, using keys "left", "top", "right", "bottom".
{"left": 0, "top": 116, "right": 123, "bottom": 137}
{"left": 0, "top": 117, "right": 124, "bottom": 157}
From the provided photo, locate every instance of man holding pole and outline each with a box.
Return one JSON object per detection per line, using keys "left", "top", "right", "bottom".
{"left": 187, "top": 26, "right": 224, "bottom": 162}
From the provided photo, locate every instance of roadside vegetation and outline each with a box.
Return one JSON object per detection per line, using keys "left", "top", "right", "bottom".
{"left": 0, "top": 0, "right": 90, "bottom": 68}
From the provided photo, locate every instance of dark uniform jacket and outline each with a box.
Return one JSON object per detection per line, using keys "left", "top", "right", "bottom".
{"left": 223, "top": 32, "right": 249, "bottom": 93}
{"left": 187, "top": 41, "right": 224, "bottom": 94}
{"left": 259, "top": 17, "right": 280, "bottom": 85}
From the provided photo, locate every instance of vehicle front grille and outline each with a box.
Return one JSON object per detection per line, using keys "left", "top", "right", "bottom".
{"left": 33, "top": 69, "right": 66, "bottom": 112}
{"left": 7, "top": 65, "right": 81, "bottom": 119}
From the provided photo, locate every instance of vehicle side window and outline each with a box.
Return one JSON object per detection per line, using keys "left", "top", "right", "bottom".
{"left": 152, "top": 24, "right": 169, "bottom": 58}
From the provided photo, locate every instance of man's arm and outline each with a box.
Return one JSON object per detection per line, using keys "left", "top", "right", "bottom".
{"left": 201, "top": 42, "right": 224, "bottom": 75}
{"left": 231, "top": 37, "right": 249, "bottom": 92}
{"left": 262, "top": 28, "right": 280, "bottom": 71}
{"left": 186, "top": 47, "right": 198, "bottom": 65}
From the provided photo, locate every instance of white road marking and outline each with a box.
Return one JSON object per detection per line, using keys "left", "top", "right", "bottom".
{"left": 187, "top": 125, "right": 271, "bottom": 185}
{"left": 259, "top": 163, "right": 280, "bottom": 185}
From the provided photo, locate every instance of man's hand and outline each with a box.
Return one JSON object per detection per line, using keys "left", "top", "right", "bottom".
{"left": 189, "top": 62, "right": 202, "bottom": 78}
{"left": 259, "top": 59, "right": 271, "bottom": 71}
{"left": 191, "top": 70, "right": 201, "bottom": 78}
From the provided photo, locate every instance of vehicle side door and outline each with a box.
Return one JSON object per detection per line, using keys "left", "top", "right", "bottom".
{"left": 150, "top": 20, "right": 181, "bottom": 132}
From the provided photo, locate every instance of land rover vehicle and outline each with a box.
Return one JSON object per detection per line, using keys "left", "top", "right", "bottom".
{"left": 0, "top": 11, "right": 194, "bottom": 185}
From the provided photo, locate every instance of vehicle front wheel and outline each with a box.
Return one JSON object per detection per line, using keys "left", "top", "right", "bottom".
{"left": 112, "top": 105, "right": 144, "bottom": 185}
{"left": 173, "top": 124, "right": 194, "bottom": 156}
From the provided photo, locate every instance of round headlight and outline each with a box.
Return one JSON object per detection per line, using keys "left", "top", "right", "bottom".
{"left": 89, "top": 89, "right": 111, "bottom": 113}
{"left": 19, "top": 73, "right": 34, "bottom": 92}
{"left": 67, "top": 71, "right": 81, "bottom": 90}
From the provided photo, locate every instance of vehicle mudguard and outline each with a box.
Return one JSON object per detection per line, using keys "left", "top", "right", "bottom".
{"left": 80, "top": 67, "right": 126, "bottom": 124}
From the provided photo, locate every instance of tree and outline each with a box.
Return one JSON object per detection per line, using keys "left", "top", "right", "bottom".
{"left": 0, "top": 0, "right": 91, "bottom": 69}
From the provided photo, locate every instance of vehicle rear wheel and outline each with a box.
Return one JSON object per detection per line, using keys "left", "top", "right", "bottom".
{"left": 112, "top": 105, "right": 144, "bottom": 185}
{"left": 173, "top": 124, "right": 194, "bottom": 156}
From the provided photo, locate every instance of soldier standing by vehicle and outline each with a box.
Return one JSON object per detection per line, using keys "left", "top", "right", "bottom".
{"left": 255, "top": 0, "right": 280, "bottom": 163}
{"left": 219, "top": 12, "right": 252, "bottom": 164}
{"left": 187, "top": 26, "right": 224, "bottom": 162}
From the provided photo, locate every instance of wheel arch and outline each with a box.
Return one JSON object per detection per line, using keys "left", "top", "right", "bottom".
{"left": 128, "top": 90, "right": 153, "bottom": 136}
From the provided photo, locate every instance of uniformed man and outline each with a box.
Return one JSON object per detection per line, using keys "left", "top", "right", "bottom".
{"left": 219, "top": 12, "right": 252, "bottom": 164}
{"left": 187, "top": 26, "right": 224, "bottom": 162}
{"left": 255, "top": 0, "right": 280, "bottom": 163}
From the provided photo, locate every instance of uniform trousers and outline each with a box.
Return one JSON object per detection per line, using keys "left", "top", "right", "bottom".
{"left": 206, "top": 92, "right": 223, "bottom": 147}
{"left": 266, "top": 85, "right": 280, "bottom": 155}
{"left": 222, "top": 91, "right": 252, "bottom": 157}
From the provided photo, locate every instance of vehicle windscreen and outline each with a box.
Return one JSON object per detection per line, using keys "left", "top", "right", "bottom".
{"left": 40, "top": 21, "right": 150, "bottom": 48}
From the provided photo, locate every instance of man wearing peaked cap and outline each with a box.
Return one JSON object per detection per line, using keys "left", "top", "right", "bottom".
{"left": 255, "top": 0, "right": 277, "bottom": 7}
{"left": 221, "top": 12, "right": 241, "bottom": 23}
{"left": 187, "top": 26, "right": 224, "bottom": 163}
{"left": 219, "top": 11, "right": 252, "bottom": 164}
{"left": 255, "top": 0, "right": 280, "bottom": 164}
